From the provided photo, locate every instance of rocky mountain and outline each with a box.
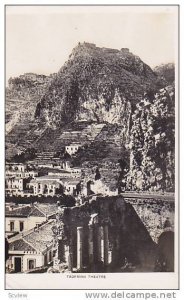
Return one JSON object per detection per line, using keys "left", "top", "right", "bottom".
{"left": 126, "top": 85, "right": 175, "bottom": 192}
{"left": 6, "top": 73, "right": 55, "bottom": 131}
{"left": 5, "top": 73, "right": 55, "bottom": 157}
{"left": 154, "top": 63, "right": 175, "bottom": 86}
{"left": 5, "top": 43, "right": 175, "bottom": 192}
{"left": 35, "top": 42, "right": 158, "bottom": 128}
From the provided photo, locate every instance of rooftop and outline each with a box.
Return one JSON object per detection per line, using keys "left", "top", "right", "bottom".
{"left": 35, "top": 203, "right": 58, "bottom": 216}
{"left": 61, "top": 178, "right": 81, "bottom": 185}
{"left": 5, "top": 205, "right": 32, "bottom": 217}
{"left": 23, "top": 221, "right": 54, "bottom": 252}
{"left": 8, "top": 220, "right": 55, "bottom": 253}
{"left": 38, "top": 167, "right": 70, "bottom": 174}
{"left": 30, "top": 179, "right": 61, "bottom": 185}
{"left": 31, "top": 175, "right": 62, "bottom": 181}
{"left": 66, "top": 143, "right": 81, "bottom": 147}
{"left": 9, "top": 238, "right": 36, "bottom": 252}
{"left": 5, "top": 203, "right": 57, "bottom": 218}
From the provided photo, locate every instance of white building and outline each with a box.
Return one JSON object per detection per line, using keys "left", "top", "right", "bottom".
{"left": 65, "top": 144, "right": 81, "bottom": 156}
{"left": 6, "top": 163, "right": 25, "bottom": 173}
{"left": 48, "top": 166, "right": 81, "bottom": 178}
{"left": 6, "top": 170, "right": 38, "bottom": 179}
{"left": 6, "top": 163, "right": 38, "bottom": 179}
{"left": 27, "top": 175, "right": 63, "bottom": 196}
{"left": 5, "top": 177, "right": 24, "bottom": 196}
{"left": 5, "top": 204, "right": 57, "bottom": 237}
{"left": 70, "top": 168, "right": 81, "bottom": 177}
{"left": 6, "top": 220, "right": 55, "bottom": 273}
{"left": 62, "top": 178, "right": 81, "bottom": 196}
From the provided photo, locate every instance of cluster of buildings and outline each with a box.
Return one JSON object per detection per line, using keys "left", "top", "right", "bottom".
{"left": 5, "top": 160, "right": 82, "bottom": 198}
{"left": 5, "top": 159, "right": 119, "bottom": 199}
{"left": 7, "top": 142, "right": 172, "bottom": 274}
{"left": 5, "top": 147, "right": 118, "bottom": 273}
{"left": 5, "top": 202, "right": 58, "bottom": 273}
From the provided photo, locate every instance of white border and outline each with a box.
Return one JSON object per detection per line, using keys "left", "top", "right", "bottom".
{"left": 0, "top": 0, "right": 183, "bottom": 299}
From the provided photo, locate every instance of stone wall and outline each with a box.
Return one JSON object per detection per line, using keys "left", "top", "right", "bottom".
{"left": 52, "top": 195, "right": 158, "bottom": 272}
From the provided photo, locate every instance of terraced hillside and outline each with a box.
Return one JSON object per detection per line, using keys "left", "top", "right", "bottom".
{"left": 5, "top": 43, "right": 175, "bottom": 192}
{"left": 6, "top": 73, "right": 55, "bottom": 158}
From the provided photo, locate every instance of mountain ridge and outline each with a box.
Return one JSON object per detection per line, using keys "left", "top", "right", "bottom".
{"left": 5, "top": 43, "right": 175, "bottom": 193}
{"left": 35, "top": 42, "right": 159, "bottom": 127}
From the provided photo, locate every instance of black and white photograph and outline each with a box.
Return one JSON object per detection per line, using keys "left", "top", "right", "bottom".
{"left": 4, "top": 5, "right": 179, "bottom": 290}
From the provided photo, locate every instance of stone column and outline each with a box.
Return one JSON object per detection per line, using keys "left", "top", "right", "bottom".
{"left": 64, "top": 243, "right": 73, "bottom": 272}
{"left": 100, "top": 227, "right": 104, "bottom": 262}
{"left": 68, "top": 248, "right": 73, "bottom": 272}
{"left": 88, "top": 225, "right": 94, "bottom": 264}
{"left": 96, "top": 226, "right": 103, "bottom": 262}
{"left": 104, "top": 224, "right": 109, "bottom": 266}
{"left": 77, "top": 227, "right": 83, "bottom": 270}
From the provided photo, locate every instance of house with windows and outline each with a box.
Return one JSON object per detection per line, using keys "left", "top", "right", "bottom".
{"left": 5, "top": 203, "right": 57, "bottom": 238}
{"left": 6, "top": 169, "right": 38, "bottom": 179}
{"left": 5, "top": 177, "right": 25, "bottom": 196}
{"left": 6, "top": 163, "right": 25, "bottom": 173}
{"left": 65, "top": 143, "right": 81, "bottom": 156}
{"left": 27, "top": 175, "right": 63, "bottom": 196}
{"left": 5, "top": 163, "right": 38, "bottom": 196}
{"left": 70, "top": 167, "right": 81, "bottom": 178}
{"left": 6, "top": 220, "right": 55, "bottom": 273}
{"left": 6, "top": 163, "right": 38, "bottom": 179}
{"left": 62, "top": 178, "right": 81, "bottom": 196}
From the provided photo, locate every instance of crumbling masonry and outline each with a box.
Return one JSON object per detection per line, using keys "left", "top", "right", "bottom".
{"left": 52, "top": 195, "right": 157, "bottom": 272}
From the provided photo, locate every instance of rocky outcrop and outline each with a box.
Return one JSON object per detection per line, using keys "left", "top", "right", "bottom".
{"left": 6, "top": 73, "right": 55, "bottom": 158}
{"left": 125, "top": 86, "right": 175, "bottom": 192}
{"left": 6, "top": 73, "right": 55, "bottom": 133}
{"left": 35, "top": 42, "right": 158, "bottom": 127}
{"left": 154, "top": 63, "right": 175, "bottom": 86}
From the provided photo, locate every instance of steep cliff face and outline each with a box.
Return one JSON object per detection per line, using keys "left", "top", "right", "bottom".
{"left": 6, "top": 73, "right": 55, "bottom": 158}
{"left": 35, "top": 42, "right": 158, "bottom": 128}
{"left": 154, "top": 63, "right": 175, "bottom": 86}
{"left": 6, "top": 73, "right": 54, "bottom": 133}
{"left": 126, "top": 85, "right": 175, "bottom": 192}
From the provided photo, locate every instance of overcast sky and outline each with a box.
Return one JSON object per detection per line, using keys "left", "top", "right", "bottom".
{"left": 6, "top": 6, "right": 178, "bottom": 83}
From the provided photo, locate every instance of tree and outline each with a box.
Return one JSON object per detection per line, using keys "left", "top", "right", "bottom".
{"left": 95, "top": 167, "right": 101, "bottom": 180}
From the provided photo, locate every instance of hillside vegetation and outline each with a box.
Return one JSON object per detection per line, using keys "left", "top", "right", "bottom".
{"left": 5, "top": 43, "right": 175, "bottom": 192}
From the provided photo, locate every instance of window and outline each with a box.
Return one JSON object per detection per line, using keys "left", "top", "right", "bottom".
{"left": 49, "top": 251, "right": 52, "bottom": 262}
{"left": 19, "top": 221, "right": 24, "bottom": 232}
{"left": 10, "top": 221, "right": 14, "bottom": 232}
{"left": 36, "top": 223, "right": 40, "bottom": 229}
{"left": 44, "top": 254, "right": 47, "bottom": 266}
{"left": 28, "top": 259, "right": 35, "bottom": 270}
